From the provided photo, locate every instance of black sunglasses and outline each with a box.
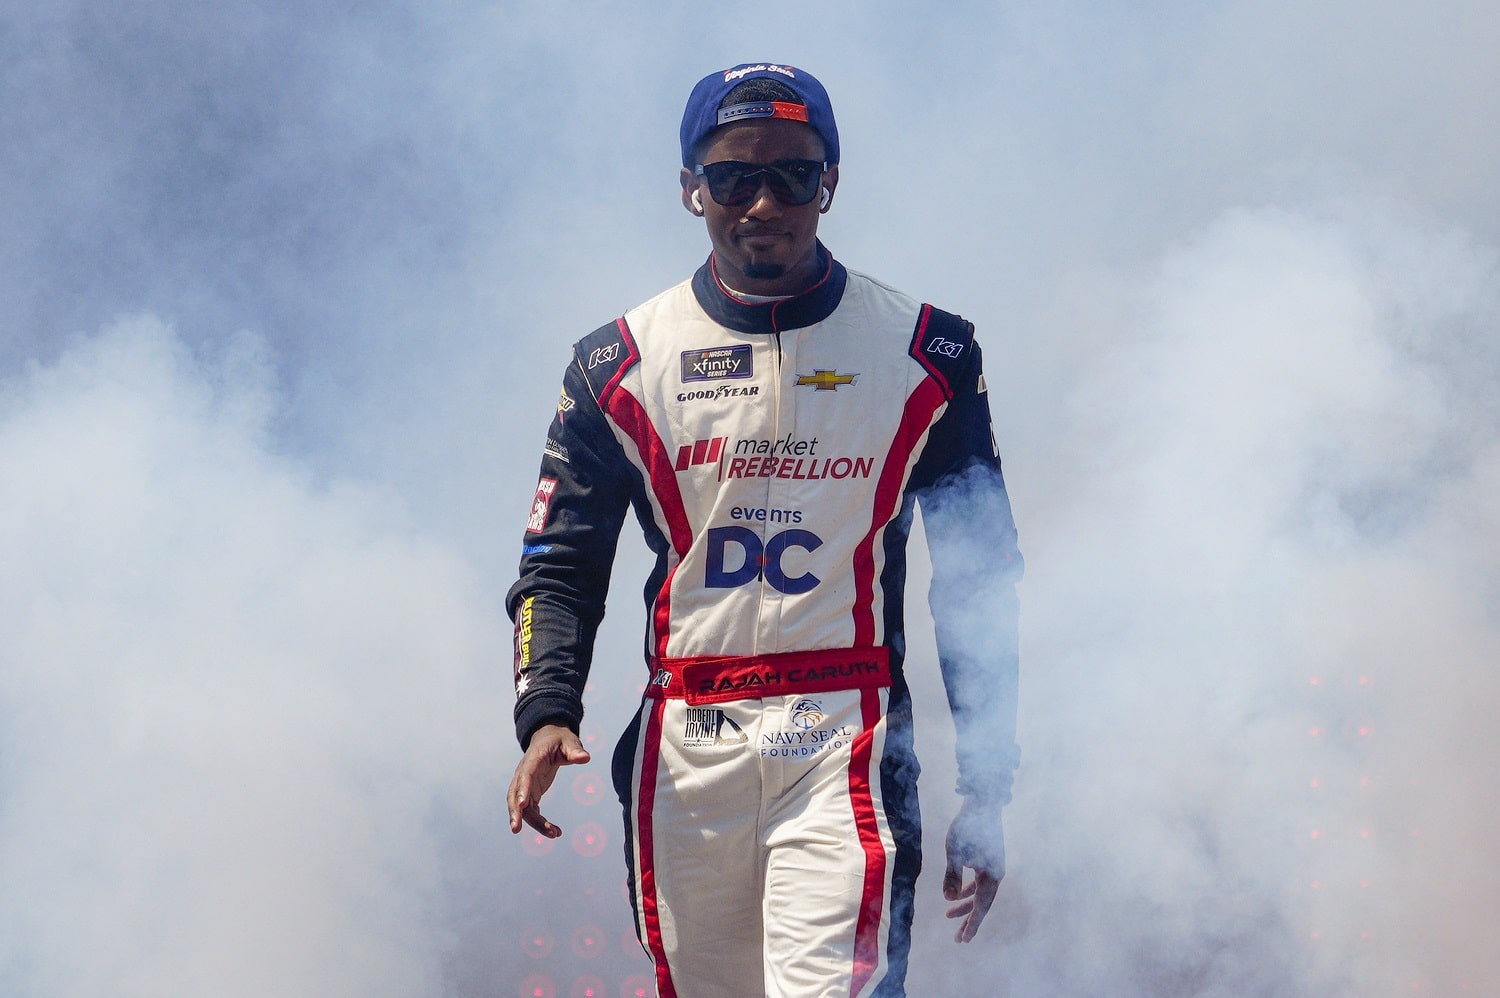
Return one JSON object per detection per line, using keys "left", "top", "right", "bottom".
{"left": 694, "top": 159, "right": 826, "bottom": 207}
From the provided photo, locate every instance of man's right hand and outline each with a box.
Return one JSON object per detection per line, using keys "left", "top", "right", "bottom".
{"left": 507, "top": 723, "right": 591, "bottom": 838}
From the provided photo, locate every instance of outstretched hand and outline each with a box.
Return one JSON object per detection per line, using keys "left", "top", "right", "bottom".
{"left": 507, "top": 723, "right": 591, "bottom": 839}
{"left": 942, "top": 797, "right": 1005, "bottom": 943}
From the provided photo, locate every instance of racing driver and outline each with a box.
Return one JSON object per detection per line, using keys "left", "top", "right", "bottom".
{"left": 506, "top": 62, "right": 1024, "bottom": 996}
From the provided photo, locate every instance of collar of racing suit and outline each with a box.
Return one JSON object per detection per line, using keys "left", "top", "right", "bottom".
{"left": 693, "top": 241, "right": 848, "bottom": 335}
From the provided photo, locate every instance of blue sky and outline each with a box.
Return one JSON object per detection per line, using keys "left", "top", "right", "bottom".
{"left": 3, "top": 3, "right": 1498, "bottom": 994}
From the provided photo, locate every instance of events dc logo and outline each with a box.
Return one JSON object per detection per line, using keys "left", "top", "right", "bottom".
{"left": 704, "top": 526, "right": 823, "bottom": 595}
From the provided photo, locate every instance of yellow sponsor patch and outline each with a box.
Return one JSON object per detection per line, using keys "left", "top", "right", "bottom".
{"left": 518, "top": 596, "right": 534, "bottom": 671}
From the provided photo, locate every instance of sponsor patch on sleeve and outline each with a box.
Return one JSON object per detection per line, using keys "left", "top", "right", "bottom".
{"left": 525, "top": 477, "right": 558, "bottom": 533}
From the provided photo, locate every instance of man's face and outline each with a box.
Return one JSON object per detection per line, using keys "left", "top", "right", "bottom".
{"left": 680, "top": 118, "right": 839, "bottom": 297}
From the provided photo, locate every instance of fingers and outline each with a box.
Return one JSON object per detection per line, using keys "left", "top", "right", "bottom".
{"left": 943, "top": 867, "right": 976, "bottom": 902}
{"left": 506, "top": 773, "right": 530, "bottom": 834}
{"left": 945, "top": 870, "right": 1001, "bottom": 943}
{"left": 508, "top": 724, "right": 591, "bottom": 839}
{"left": 508, "top": 776, "right": 563, "bottom": 838}
{"left": 520, "top": 802, "right": 562, "bottom": 838}
{"left": 507, "top": 762, "right": 561, "bottom": 837}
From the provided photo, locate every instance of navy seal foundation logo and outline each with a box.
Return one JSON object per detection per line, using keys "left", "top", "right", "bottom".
{"left": 789, "top": 699, "right": 825, "bottom": 730}
{"left": 761, "top": 698, "right": 857, "bottom": 760}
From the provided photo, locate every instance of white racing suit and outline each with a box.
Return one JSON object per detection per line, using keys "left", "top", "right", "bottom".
{"left": 510, "top": 246, "right": 1022, "bottom": 996}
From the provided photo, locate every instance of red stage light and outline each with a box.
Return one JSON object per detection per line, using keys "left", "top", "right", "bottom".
{"left": 570, "top": 976, "right": 606, "bottom": 998}
{"left": 521, "top": 831, "right": 557, "bottom": 858}
{"left": 572, "top": 925, "right": 607, "bottom": 959}
{"left": 521, "top": 928, "right": 555, "bottom": 959}
{"left": 573, "top": 821, "right": 608, "bottom": 858}
{"left": 518, "top": 975, "right": 556, "bottom": 998}
{"left": 572, "top": 773, "right": 604, "bottom": 806}
{"left": 620, "top": 976, "right": 654, "bottom": 998}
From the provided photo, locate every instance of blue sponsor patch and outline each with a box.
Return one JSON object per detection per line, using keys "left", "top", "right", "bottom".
{"left": 681, "top": 344, "right": 753, "bottom": 382}
{"left": 522, "top": 543, "right": 554, "bottom": 556}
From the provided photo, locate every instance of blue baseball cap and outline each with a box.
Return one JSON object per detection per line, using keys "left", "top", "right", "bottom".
{"left": 680, "top": 63, "right": 840, "bottom": 168}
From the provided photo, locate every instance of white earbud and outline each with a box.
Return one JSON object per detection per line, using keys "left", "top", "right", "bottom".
{"left": 691, "top": 189, "right": 704, "bottom": 213}
{"left": 819, "top": 187, "right": 831, "bottom": 210}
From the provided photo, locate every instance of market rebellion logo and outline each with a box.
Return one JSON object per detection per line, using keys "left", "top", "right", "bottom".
{"left": 682, "top": 707, "right": 748, "bottom": 748}
{"left": 675, "top": 433, "right": 873, "bottom": 482}
{"left": 794, "top": 369, "right": 858, "bottom": 391}
{"left": 675, "top": 436, "right": 727, "bottom": 471}
{"left": 681, "top": 344, "right": 753, "bottom": 382}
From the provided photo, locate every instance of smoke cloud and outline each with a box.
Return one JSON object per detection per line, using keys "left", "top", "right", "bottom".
{"left": 903, "top": 203, "right": 1500, "bottom": 994}
{"left": 0, "top": 319, "right": 505, "bottom": 996}
{"left": 2, "top": 1, "right": 1497, "bottom": 994}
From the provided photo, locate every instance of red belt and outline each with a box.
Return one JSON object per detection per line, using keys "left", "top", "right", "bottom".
{"left": 646, "top": 647, "right": 891, "bottom": 705}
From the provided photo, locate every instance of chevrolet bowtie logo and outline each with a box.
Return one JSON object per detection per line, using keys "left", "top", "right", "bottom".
{"left": 794, "top": 369, "right": 858, "bottom": 391}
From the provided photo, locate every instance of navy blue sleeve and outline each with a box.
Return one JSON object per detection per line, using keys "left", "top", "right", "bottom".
{"left": 507, "top": 333, "right": 637, "bottom": 749}
{"left": 909, "top": 315, "right": 1024, "bottom": 805}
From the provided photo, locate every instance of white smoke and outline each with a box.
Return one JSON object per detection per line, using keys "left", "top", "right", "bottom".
{"left": 4, "top": 2, "right": 1500, "bottom": 994}
{"left": 902, "top": 202, "right": 1500, "bottom": 994}
{"left": 0, "top": 317, "right": 505, "bottom": 997}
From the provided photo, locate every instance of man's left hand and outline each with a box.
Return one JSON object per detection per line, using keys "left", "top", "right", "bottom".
{"left": 942, "top": 797, "right": 1005, "bottom": 943}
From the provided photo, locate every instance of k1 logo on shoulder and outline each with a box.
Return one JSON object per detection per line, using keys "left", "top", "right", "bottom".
{"left": 926, "top": 337, "right": 964, "bottom": 358}
{"left": 587, "top": 342, "right": 620, "bottom": 369}
{"left": 681, "top": 344, "right": 753, "bottom": 382}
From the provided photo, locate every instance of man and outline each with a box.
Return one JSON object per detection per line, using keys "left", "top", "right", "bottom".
{"left": 507, "top": 63, "right": 1023, "bottom": 997}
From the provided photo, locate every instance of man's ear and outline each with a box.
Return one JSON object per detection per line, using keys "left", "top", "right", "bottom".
{"left": 818, "top": 164, "right": 839, "bottom": 213}
{"left": 680, "top": 167, "right": 703, "bottom": 215}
